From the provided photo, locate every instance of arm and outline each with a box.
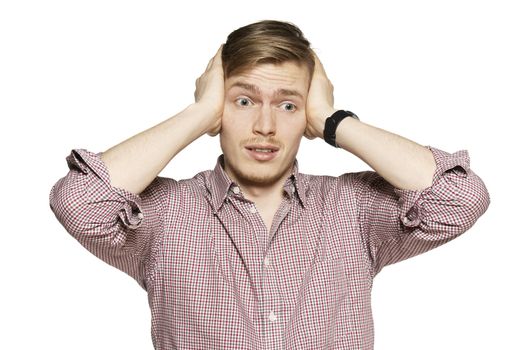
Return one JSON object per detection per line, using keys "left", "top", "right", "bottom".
{"left": 305, "top": 52, "right": 435, "bottom": 191}
{"left": 49, "top": 150, "right": 171, "bottom": 287}
{"left": 306, "top": 52, "right": 490, "bottom": 274}
{"left": 331, "top": 116, "right": 436, "bottom": 191}
{"left": 101, "top": 45, "right": 224, "bottom": 195}
{"left": 49, "top": 46, "right": 225, "bottom": 285}
{"left": 344, "top": 146, "right": 490, "bottom": 274}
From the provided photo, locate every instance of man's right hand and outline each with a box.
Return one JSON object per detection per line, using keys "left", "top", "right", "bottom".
{"left": 194, "top": 45, "right": 225, "bottom": 136}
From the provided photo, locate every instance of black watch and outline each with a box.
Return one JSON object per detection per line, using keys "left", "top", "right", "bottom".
{"left": 323, "top": 110, "right": 359, "bottom": 147}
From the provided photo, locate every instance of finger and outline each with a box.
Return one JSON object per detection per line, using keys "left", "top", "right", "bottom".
{"left": 205, "top": 44, "right": 224, "bottom": 71}
{"left": 215, "top": 44, "right": 224, "bottom": 57}
{"left": 211, "top": 44, "right": 224, "bottom": 67}
{"left": 311, "top": 49, "right": 327, "bottom": 75}
{"left": 205, "top": 57, "right": 214, "bottom": 71}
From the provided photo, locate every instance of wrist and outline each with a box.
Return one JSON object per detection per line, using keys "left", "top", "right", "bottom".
{"left": 192, "top": 102, "right": 222, "bottom": 120}
{"left": 309, "top": 106, "right": 337, "bottom": 139}
{"left": 171, "top": 104, "right": 216, "bottom": 138}
{"left": 323, "top": 110, "right": 360, "bottom": 147}
{"left": 189, "top": 103, "right": 222, "bottom": 135}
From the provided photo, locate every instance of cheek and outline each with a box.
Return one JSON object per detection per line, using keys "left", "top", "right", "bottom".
{"left": 221, "top": 103, "right": 233, "bottom": 126}
{"left": 220, "top": 106, "right": 239, "bottom": 138}
{"left": 278, "top": 116, "right": 306, "bottom": 152}
{"left": 220, "top": 105, "right": 250, "bottom": 153}
{"left": 221, "top": 103, "right": 250, "bottom": 130}
{"left": 292, "top": 114, "right": 308, "bottom": 140}
{"left": 289, "top": 113, "right": 307, "bottom": 134}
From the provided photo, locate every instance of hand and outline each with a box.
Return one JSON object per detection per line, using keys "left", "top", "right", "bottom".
{"left": 304, "top": 51, "right": 337, "bottom": 139}
{"left": 194, "top": 45, "right": 225, "bottom": 136}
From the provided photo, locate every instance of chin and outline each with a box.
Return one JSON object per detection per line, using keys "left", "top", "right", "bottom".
{"left": 223, "top": 150, "right": 295, "bottom": 187}
{"left": 229, "top": 159, "right": 290, "bottom": 187}
{"left": 238, "top": 167, "right": 283, "bottom": 186}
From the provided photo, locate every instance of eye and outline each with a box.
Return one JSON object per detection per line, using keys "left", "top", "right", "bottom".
{"left": 235, "top": 97, "right": 252, "bottom": 107}
{"left": 281, "top": 102, "right": 297, "bottom": 112}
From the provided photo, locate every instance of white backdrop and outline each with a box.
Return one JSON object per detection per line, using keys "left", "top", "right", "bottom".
{"left": 1, "top": 0, "right": 521, "bottom": 349}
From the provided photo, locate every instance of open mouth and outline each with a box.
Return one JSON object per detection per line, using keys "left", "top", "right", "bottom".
{"left": 246, "top": 148, "right": 277, "bottom": 153}
{"left": 244, "top": 144, "right": 280, "bottom": 161}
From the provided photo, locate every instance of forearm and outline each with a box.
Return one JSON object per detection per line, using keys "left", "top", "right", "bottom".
{"left": 305, "top": 53, "right": 436, "bottom": 191}
{"left": 334, "top": 113, "right": 436, "bottom": 191}
{"left": 101, "top": 103, "right": 214, "bottom": 194}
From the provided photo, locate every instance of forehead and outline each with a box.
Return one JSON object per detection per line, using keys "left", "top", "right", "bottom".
{"left": 225, "top": 61, "right": 310, "bottom": 95}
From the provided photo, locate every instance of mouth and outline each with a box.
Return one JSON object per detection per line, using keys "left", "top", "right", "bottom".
{"left": 246, "top": 147, "right": 278, "bottom": 153}
{"left": 244, "top": 144, "right": 280, "bottom": 161}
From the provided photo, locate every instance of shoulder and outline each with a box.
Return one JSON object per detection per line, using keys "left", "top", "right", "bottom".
{"left": 300, "top": 170, "right": 384, "bottom": 193}
{"left": 139, "top": 170, "right": 212, "bottom": 204}
{"left": 298, "top": 170, "right": 393, "bottom": 210}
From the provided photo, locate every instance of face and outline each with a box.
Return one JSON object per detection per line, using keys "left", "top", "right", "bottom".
{"left": 220, "top": 61, "right": 310, "bottom": 188}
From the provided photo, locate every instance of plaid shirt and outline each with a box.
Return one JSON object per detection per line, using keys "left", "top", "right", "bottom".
{"left": 50, "top": 145, "right": 490, "bottom": 349}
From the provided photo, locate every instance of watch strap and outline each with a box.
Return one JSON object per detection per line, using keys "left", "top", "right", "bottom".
{"left": 323, "top": 110, "right": 359, "bottom": 147}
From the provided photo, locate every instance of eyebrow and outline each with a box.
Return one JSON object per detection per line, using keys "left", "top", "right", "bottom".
{"left": 229, "top": 82, "right": 304, "bottom": 100}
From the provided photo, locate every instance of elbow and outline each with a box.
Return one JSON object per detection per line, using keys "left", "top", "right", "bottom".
{"left": 50, "top": 174, "right": 140, "bottom": 246}
{"left": 462, "top": 177, "right": 490, "bottom": 231}
{"left": 452, "top": 174, "right": 491, "bottom": 234}
{"left": 418, "top": 171, "right": 491, "bottom": 239}
{"left": 49, "top": 178, "right": 88, "bottom": 237}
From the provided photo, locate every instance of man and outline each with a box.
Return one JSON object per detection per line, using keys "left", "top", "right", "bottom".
{"left": 50, "top": 20, "right": 490, "bottom": 349}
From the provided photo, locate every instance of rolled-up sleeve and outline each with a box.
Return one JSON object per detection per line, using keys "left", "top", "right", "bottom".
{"left": 352, "top": 146, "right": 491, "bottom": 276}
{"left": 49, "top": 149, "right": 168, "bottom": 288}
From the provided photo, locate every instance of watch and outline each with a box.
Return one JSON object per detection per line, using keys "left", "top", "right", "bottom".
{"left": 323, "top": 110, "right": 359, "bottom": 147}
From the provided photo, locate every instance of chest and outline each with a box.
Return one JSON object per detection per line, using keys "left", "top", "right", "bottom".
{"left": 153, "top": 196, "right": 371, "bottom": 298}
{"left": 149, "top": 200, "right": 373, "bottom": 348}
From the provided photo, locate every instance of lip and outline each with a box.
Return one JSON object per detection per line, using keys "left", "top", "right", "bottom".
{"left": 244, "top": 144, "right": 280, "bottom": 161}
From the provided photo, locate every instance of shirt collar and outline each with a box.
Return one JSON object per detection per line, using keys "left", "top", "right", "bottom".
{"left": 206, "top": 155, "right": 308, "bottom": 213}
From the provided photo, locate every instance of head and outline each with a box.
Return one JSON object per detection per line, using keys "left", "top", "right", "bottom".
{"left": 220, "top": 20, "right": 315, "bottom": 189}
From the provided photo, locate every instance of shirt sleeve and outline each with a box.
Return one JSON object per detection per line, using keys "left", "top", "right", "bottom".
{"left": 349, "top": 145, "right": 491, "bottom": 276}
{"left": 49, "top": 149, "right": 170, "bottom": 289}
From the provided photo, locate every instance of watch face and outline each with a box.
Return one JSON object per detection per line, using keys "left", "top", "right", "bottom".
{"left": 345, "top": 111, "right": 359, "bottom": 120}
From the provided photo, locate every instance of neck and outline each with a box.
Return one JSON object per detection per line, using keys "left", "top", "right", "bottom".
{"left": 240, "top": 180, "right": 286, "bottom": 204}
{"left": 223, "top": 164, "right": 292, "bottom": 205}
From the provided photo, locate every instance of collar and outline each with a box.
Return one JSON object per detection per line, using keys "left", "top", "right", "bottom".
{"left": 206, "top": 155, "right": 308, "bottom": 213}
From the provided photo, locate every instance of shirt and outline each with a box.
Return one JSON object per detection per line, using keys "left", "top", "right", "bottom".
{"left": 49, "top": 145, "right": 490, "bottom": 349}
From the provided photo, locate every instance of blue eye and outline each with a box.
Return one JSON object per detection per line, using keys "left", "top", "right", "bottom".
{"left": 282, "top": 103, "right": 297, "bottom": 112}
{"left": 236, "top": 98, "right": 251, "bottom": 107}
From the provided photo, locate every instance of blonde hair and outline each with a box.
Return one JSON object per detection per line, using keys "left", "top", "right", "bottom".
{"left": 222, "top": 20, "right": 315, "bottom": 79}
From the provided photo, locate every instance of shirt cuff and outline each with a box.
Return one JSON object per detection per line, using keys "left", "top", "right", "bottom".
{"left": 66, "top": 149, "right": 144, "bottom": 229}
{"left": 393, "top": 145, "right": 471, "bottom": 228}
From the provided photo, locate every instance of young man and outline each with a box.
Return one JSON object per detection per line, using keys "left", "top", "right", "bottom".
{"left": 50, "top": 20, "right": 490, "bottom": 349}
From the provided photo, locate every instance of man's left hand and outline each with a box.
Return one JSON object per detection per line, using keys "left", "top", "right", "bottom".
{"left": 305, "top": 51, "right": 337, "bottom": 139}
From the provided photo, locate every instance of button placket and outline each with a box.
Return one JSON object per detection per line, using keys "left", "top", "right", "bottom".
{"left": 264, "top": 256, "right": 270, "bottom": 267}
{"left": 268, "top": 310, "right": 278, "bottom": 322}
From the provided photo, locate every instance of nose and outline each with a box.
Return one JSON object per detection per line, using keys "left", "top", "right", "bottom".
{"left": 253, "top": 105, "right": 276, "bottom": 136}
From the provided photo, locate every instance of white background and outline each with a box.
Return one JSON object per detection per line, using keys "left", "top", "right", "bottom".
{"left": 1, "top": 0, "right": 521, "bottom": 349}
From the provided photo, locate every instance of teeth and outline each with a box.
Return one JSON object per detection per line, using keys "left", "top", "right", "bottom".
{"left": 254, "top": 148, "right": 273, "bottom": 153}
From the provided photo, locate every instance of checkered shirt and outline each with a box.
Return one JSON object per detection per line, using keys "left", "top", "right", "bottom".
{"left": 49, "top": 145, "right": 490, "bottom": 349}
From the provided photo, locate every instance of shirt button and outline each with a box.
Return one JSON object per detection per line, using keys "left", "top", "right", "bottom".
{"left": 137, "top": 212, "right": 144, "bottom": 220}
{"left": 268, "top": 311, "right": 278, "bottom": 322}
{"left": 264, "top": 256, "right": 270, "bottom": 267}
{"left": 249, "top": 205, "right": 257, "bottom": 214}
{"left": 232, "top": 186, "right": 240, "bottom": 194}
